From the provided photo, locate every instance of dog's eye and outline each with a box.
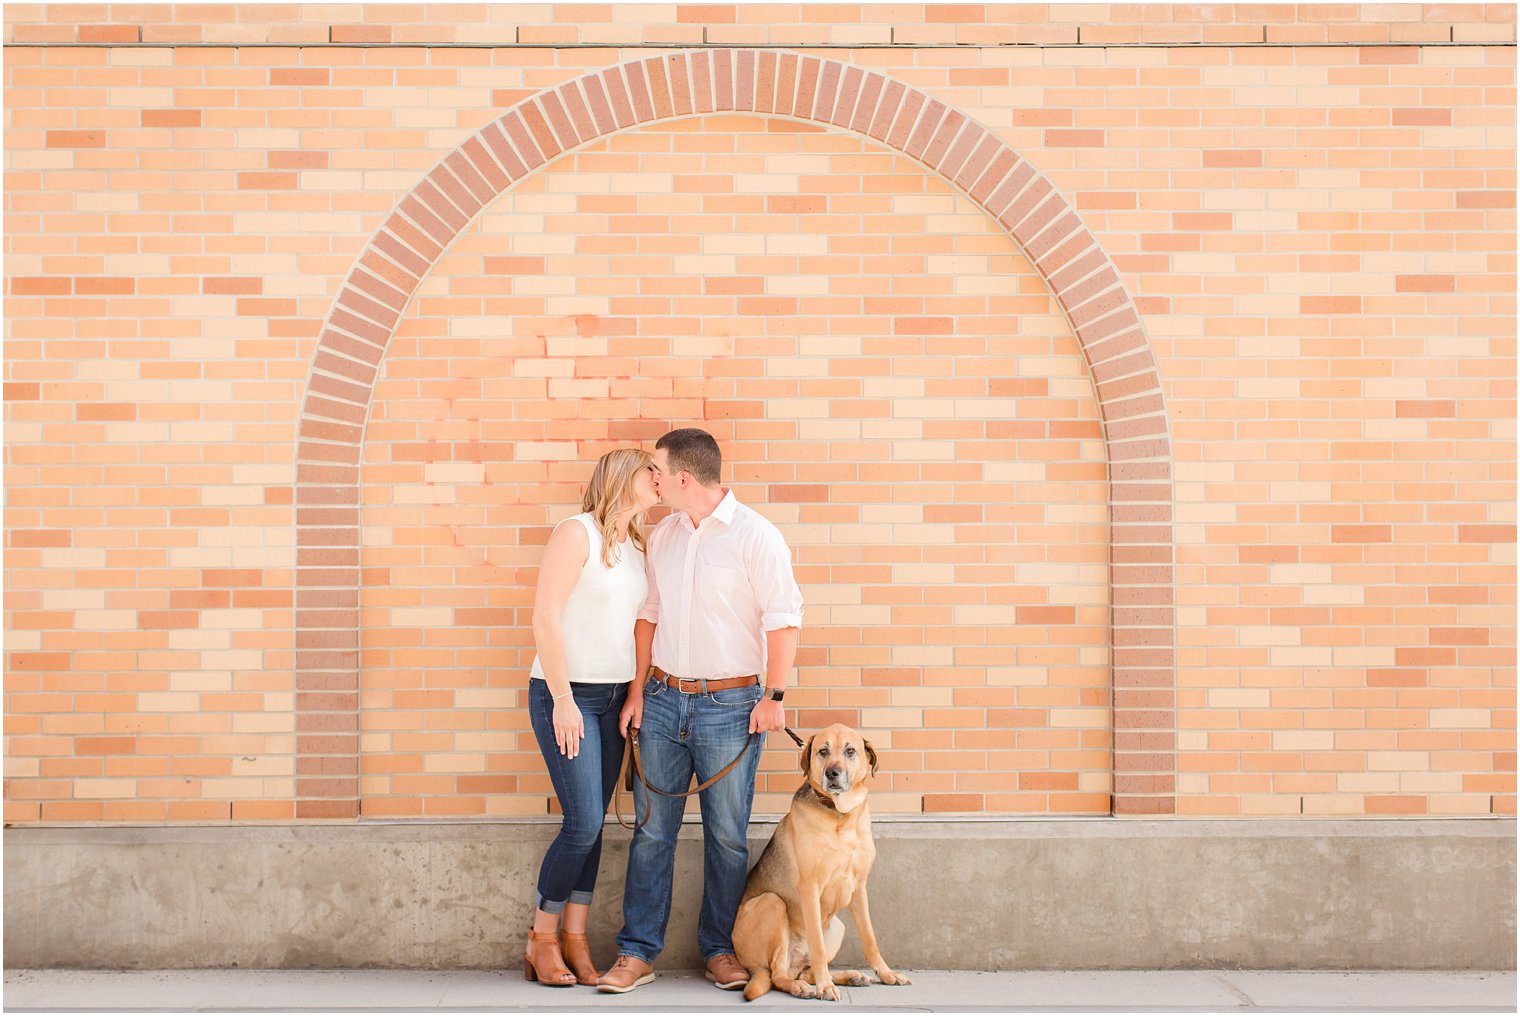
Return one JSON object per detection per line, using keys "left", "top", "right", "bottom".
{"left": 845, "top": 746, "right": 856, "bottom": 757}
{"left": 817, "top": 746, "right": 829, "bottom": 757}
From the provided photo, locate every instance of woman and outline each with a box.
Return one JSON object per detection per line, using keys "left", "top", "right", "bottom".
{"left": 524, "top": 447, "right": 659, "bottom": 987}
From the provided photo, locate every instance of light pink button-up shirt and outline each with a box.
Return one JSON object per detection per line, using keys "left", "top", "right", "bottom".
{"left": 638, "top": 489, "right": 804, "bottom": 682}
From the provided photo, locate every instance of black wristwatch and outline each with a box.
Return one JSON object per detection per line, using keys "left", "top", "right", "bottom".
{"left": 766, "top": 687, "right": 785, "bottom": 702}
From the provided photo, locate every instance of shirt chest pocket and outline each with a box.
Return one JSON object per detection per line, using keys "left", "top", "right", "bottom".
{"left": 699, "top": 563, "right": 750, "bottom": 609}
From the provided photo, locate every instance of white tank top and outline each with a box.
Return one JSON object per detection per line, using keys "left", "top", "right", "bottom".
{"left": 530, "top": 513, "right": 647, "bottom": 685}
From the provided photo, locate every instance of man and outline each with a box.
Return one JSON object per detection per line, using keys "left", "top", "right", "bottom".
{"left": 597, "top": 428, "right": 803, "bottom": 994}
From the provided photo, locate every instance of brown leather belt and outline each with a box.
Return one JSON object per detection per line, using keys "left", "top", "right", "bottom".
{"left": 649, "top": 666, "right": 757, "bottom": 693}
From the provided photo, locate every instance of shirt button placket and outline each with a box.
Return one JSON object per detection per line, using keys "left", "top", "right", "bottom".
{"left": 679, "top": 523, "right": 701, "bottom": 680}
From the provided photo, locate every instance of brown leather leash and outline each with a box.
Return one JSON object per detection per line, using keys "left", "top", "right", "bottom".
{"left": 613, "top": 725, "right": 807, "bottom": 832}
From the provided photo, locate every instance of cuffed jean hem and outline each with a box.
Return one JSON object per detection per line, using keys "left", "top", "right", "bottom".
{"left": 537, "top": 889, "right": 594, "bottom": 914}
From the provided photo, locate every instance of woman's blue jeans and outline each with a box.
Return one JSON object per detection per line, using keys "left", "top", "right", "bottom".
{"left": 528, "top": 678, "right": 628, "bottom": 913}
{"left": 614, "top": 673, "right": 763, "bottom": 963}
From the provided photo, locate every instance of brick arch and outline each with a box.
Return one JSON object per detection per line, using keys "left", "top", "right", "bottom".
{"left": 293, "top": 50, "right": 1175, "bottom": 819}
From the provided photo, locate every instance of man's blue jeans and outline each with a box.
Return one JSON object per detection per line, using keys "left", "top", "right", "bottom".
{"left": 615, "top": 673, "right": 763, "bottom": 964}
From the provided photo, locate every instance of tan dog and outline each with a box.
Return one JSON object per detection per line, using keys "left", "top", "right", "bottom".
{"left": 732, "top": 723, "right": 911, "bottom": 1001}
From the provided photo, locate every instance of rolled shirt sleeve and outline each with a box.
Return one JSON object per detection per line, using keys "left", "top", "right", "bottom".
{"left": 751, "top": 526, "right": 804, "bottom": 631}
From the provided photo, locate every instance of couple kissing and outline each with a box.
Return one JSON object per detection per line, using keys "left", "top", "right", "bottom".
{"left": 525, "top": 427, "right": 802, "bottom": 993}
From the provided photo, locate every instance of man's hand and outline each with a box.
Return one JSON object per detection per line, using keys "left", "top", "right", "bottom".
{"left": 749, "top": 695, "right": 785, "bottom": 734}
{"left": 620, "top": 689, "right": 644, "bottom": 737}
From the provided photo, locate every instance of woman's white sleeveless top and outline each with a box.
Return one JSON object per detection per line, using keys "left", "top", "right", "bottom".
{"left": 530, "top": 513, "right": 647, "bottom": 685}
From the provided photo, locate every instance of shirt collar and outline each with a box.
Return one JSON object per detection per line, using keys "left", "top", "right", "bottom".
{"left": 682, "top": 487, "right": 739, "bottom": 530}
{"left": 712, "top": 488, "right": 739, "bottom": 524}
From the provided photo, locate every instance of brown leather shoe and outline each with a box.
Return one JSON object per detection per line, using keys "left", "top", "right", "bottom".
{"left": 596, "top": 954, "right": 655, "bottom": 994}
{"left": 705, "top": 953, "right": 749, "bottom": 990}
{"left": 558, "top": 930, "right": 599, "bottom": 986}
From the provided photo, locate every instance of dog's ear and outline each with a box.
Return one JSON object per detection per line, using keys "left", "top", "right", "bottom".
{"left": 801, "top": 735, "right": 816, "bottom": 776}
{"left": 863, "top": 738, "right": 878, "bottom": 777}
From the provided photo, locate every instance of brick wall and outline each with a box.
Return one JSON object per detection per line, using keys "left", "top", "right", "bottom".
{"left": 4, "top": 4, "right": 1514, "bottom": 824}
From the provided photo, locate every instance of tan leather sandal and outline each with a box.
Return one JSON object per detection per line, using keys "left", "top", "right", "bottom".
{"left": 522, "top": 928, "right": 576, "bottom": 987}
{"left": 558, "top": 930, "right": 599, "bottom": 986}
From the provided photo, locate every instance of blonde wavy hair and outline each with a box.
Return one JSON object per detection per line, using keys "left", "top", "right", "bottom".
{"left": 581, "top": 447, "right": 654, "bottom": 568}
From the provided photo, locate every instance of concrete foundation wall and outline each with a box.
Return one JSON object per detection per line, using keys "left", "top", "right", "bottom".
{"left": 5, "top": 818, "right": 1513, "bottom": 971}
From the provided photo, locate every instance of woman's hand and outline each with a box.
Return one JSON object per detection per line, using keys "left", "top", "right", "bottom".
{"left": 554, "top": 695, "right": 585, "bottom": 758}
{"left": 619, "top": 689, "right": 643, "bottom": 738}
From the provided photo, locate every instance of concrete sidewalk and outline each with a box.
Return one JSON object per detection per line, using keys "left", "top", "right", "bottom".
{"left": 3, "top": 969, "right": 1514, "bottom": 1012}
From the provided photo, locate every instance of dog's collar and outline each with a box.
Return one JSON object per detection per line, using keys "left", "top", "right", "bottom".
{"left": 812, "top": 788, "right": 838, "bottom": 811}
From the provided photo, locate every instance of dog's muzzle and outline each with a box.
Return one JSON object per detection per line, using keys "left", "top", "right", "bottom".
{"left": 824, "top": 765, "right": 849, "bottom": 793}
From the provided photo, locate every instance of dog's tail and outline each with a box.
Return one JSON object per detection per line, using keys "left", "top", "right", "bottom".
{"left": 742, "top": 968, "right": 772, "bottom": 1002}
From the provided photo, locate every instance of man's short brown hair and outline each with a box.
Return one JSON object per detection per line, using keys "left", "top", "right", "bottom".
{"left": 656, "top": 428, "right": 721, "bottom": 487}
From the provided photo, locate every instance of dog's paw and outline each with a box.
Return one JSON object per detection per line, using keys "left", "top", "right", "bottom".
{"left": 787, "top": 982, "right": 816, "bottom": 999}
{"left": 876, "top": 969, "right": 912, "bottom": 986}
{"left": 838, "top": 971, "right": 870, "bottom": 986}
{"left": 815, "top": 982, "right": 840, "bottom": 1002}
